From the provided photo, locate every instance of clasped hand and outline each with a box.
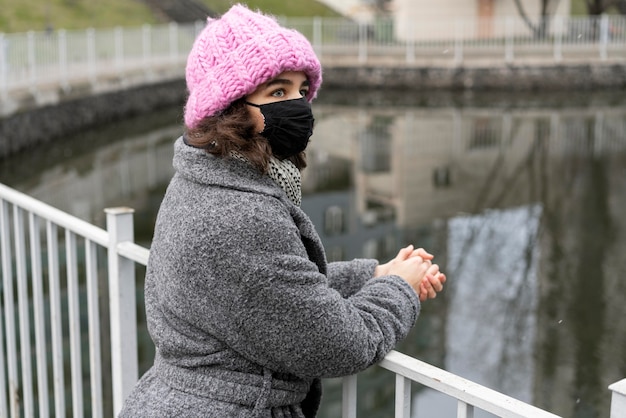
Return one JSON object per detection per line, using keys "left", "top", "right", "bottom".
{"left": 374, "top": 245, "right": 446, "bottom": 302}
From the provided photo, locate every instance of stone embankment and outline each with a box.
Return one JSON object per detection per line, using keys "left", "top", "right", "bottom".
{"left": 0, "top": 79, "right": 187, "bottom": 159}
{"left": 1, "top": 61, "right": 626, "bottom": 159}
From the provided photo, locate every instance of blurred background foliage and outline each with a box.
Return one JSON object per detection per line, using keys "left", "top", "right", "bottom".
{"left": 0, "top": 0, "right": 339, "bottom": 33}
{"left": 1, "top": 0, "right": 601, "bottom": 34}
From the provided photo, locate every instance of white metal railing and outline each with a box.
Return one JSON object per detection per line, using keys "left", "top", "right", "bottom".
{"left": 1, "top": 15, "right": 625, "bottom": 102}
{"left": 1, "top": 181, "right": 626, "bottom": 417}
{"left": 0, "top": 182, "right": 145, "bottom": 418}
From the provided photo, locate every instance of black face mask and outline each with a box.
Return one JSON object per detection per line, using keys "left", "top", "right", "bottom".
{"left": 246, "top": 97, "right": 315, "bottom": 159}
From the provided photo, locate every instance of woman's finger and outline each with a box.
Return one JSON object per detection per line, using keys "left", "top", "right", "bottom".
{"left": 411, "top": 248, "right": 434, "bottom": 260}
{"left": 428, "top": 273, "right": 444, "bottom": 292}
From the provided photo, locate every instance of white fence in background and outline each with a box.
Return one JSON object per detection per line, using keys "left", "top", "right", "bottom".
{"left": 0, "top": 15, "right": 625, "bottom": 103}
{"left": 1, "top": 182, "right": 626, "bottom": 417}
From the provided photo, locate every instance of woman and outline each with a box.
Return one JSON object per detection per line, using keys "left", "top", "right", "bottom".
{"left": 119, "top": 4, "right": 445, "bottom": 417}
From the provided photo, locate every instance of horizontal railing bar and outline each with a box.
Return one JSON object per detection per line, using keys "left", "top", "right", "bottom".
{"left": 0, "top": 183, "right": 108, "bottom": 246}
{"left": 117, "top": 241, "right": 150, "bottom": 266}
{"left": 379, "top": 350, "right": 561, "bottom": 418}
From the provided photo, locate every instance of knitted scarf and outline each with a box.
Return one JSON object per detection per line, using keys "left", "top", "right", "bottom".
{"left": 230, "top": 152, "right": 302, "bottom": 206}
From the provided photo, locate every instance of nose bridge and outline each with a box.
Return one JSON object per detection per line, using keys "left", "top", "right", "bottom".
{"left": 286, "top": 89, "right": 303, "bottom": 100}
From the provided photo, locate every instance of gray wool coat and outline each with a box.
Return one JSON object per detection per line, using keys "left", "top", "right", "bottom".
{"left": 119, "top": 137, "right": 420, "bottom": 417}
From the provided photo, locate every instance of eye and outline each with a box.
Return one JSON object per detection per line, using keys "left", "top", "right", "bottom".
{"left": 271, "top": 89, "right": 286, "bottom": 98}
{"left": 299, "top": 88, "right": 309, "bottom": 97}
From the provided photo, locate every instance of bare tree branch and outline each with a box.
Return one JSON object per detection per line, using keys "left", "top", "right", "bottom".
{"left": 512, "top": 0, "right": 539, "bottom": 34}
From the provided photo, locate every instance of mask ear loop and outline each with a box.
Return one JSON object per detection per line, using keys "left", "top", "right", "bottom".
{"left": 244, "top": 102, "right": 266, "bottom": 134}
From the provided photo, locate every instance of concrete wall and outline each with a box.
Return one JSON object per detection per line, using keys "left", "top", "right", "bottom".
{"left": 321, "top": 63, "right": 626, "bottom": 91}
{"left": 0, "top": 80, "right": 187, "bottom": 159}
{"left": 2, "top": 62, "right": 626, "bottom": 159}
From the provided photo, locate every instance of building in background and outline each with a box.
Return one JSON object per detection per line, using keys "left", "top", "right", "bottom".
{"left": 316, "top": 0, "right": 572, "bottom": 40}
{"left": 394, "top": 0, "right": 572, "bottom": 41}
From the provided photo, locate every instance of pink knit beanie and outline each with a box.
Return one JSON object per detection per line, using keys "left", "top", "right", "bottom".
{"left": 184, "top": 4, "right": 322, "bottom": 129}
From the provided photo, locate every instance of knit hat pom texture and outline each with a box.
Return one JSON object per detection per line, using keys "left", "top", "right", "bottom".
{"left": 184, "top": 4, "right": 322, "bottom": 129}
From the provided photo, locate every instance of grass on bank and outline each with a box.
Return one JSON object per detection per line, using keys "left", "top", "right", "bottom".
{"left": 0, "top": 0, "right": 156, "bottom": 32}
{"left": 1, "top": 0, "right": 617, "bottom": 34}
{"left": 0, "top": 0, "right": 339, "bottom": 33}
{"left": 204, "top": 0, "right": 340, "bottom": 18}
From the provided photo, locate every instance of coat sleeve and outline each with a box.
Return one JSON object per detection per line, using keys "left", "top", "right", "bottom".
{"left": 158, "top": 191, "right": 420, "bottom": 379}
{"left": 326, "top": 260, "right": 378, "bottom": 298}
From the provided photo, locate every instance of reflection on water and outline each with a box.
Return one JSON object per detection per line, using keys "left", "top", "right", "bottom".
{"left": 1, "top": 90, "right": 625, "bottom": 418}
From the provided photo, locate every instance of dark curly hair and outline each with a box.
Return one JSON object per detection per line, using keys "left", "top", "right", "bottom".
{"left": 184, "top": 99, "right": 307, "bottom": 173}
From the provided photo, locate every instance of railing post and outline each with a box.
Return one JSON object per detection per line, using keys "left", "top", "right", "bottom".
{"left": 505, "top": 17, "right": 514, "bottom": 64}
{"left": 105, "top": 207, "right": 138, "bottom": 417}
{"left": 142, "top": 24, "right": 151, "bottom": 73}
{"left": 553, "top": 16, "right": 563, "bottom": 62}
{"left": 0, "top": 33, "right": 7, "bottom": 101}
{"left": 599, "top": 14, "right": 609, "bottom": 61}
{"left": 114, "top": 27, "right": 123, "bottom": 75}
{"left": 27, "top": 31, "right": 37, "bottom": 94}
{"left": 342, "top": 375, "right": 358, "bottom": 418}
{"left": 313, "top": 17, "right": 322, "bottom": 58}
{"left": 454, "top": 19, "right": 463, "bottom": 66}
{"left": 358, "top": 22, "right": 367, "bottom": 64}
{"left": 87, "top": 28, "right": 97, "bottom": 84}
{"left": 395, "top": 375, "right": 411, "bottom": 418}
{"left": 609, "top": 378, "right": 626, "bottom": 418}
{"left": 405, "top": 25, "right": 415, "bottom": 65}
{"left": 169, "top": 22, "right": 178, "bottom": 63}
{"left": 58, "top": 29, "right": 68, "bottom": 91}
{"left": 457, "top": 401, "right": 475, "bottom": 418}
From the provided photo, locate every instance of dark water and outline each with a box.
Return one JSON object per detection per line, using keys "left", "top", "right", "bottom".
{"left": 1, "top": 89, "right": 625, "bottom": 418}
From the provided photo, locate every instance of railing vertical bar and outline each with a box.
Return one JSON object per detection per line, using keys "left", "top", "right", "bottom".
{"left": 142, "top": 24, "right": 151, "bottom": 71}
{"left": 29, "top": 213, "right": 49, "bottom": 418}
{"left": 86, "top": 239, "right": 104, "bottom": 418}
{"left": 0, "top": 298, "right": 6, "bottom": 418}
{"left": 505, "top": 17, "right": 514, "bottom": 63}
{"left": 0, "top": 33, "right": 7, "bottom": 101}
{"left": 457, "top": 400, "right": 475, "bottom": 418}
{"left": 0, "top": 270, "right": 6, "bottom": 418}
{"left": 115, "top": 27, "right": 123, "bottom": 74}
{"left": 553, "top": 16, "right": 563, "bottom": 62}
{"left": 0, "top": 199, "right": 17, "bottom": 418}
{"left": 169, "top": 22, "right": 178, "bottom": 63}
{"left": 405, "top": 25, "right": 415, "bottom": 64}
{"left": 358, "top": 22, "right": 367, "bottom": 64}
{"left": 58, "top": 29, "right": 68, "bottom": 91}
{"left": 395, "top": 375, "right": 411, "bottom": 418}
{"left": 312, "top": 17, "right": 322, "bottom": 56}
{"left": 65, "top": 230, "right": 84, "bottom": 418}
{"left": 15, "top": 205, "right": 35, "bottom": 418}
{"left": 46, "top": 221, "right": 65, "bottom": 418}
{"left": 599, "top": 14, "right": 609, "bottom": 60}
{"left": 87, "top": 28, "right": 97, "bottom": 83}
{"left": 342, "top": 375, "right": 358, "bottom": 418}
{"left": 454, "top": 19, "right": 463, "bottom": 65}
{"left": 105, "top": 207, "right": 138, "bottom": 417}
{"left": 27, "top": 31, "right": 36, "bottom": 92}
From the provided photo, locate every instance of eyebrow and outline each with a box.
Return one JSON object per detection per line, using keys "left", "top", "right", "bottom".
{"left": 264, "top": 78, "right": 310, "bottom": 89}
